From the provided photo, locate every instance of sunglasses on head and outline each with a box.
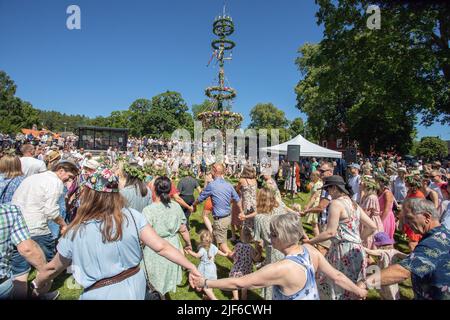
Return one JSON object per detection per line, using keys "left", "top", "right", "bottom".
{"left": 269, "top": 232, "right": 277, "bottom": 238}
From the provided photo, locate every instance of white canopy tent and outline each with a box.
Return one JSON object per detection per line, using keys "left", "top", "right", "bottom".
{"left": 261, "top": 134, "right": 342, "bottom": 159}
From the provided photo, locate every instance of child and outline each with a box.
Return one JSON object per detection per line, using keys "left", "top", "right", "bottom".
{"left": 364, "top": 232, "right": 408, "bottom": 300}
{"left": 186, "top": 230, "right": 228, "bottom": 300}
{"left": 229, "top": 227, "right": 262, "bottom": 300}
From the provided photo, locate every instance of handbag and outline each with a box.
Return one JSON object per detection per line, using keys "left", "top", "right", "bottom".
{"left": 128, "top": 209, "right": 165, "bottom": 300}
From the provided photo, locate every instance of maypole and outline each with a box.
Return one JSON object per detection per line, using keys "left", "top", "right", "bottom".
{"left": 198, "top": 3, "right": 242, "bottom": 132}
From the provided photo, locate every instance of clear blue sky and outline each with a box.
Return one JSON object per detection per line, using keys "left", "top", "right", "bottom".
{"left": 0, "top": 0, "right": 448, "bottom": 140}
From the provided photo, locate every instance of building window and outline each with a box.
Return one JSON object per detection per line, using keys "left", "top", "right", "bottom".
{"left": 336, "top": 139, "right": 343, "bottom": 149}
{"left": 322, "top": 140, "right": 327, "bottom": 148}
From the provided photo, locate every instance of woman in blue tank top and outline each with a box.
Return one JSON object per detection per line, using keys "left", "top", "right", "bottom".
{"left": 194, "top": 213, "right": 368, "bottom": 300}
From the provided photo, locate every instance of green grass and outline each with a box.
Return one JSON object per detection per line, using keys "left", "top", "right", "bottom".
{"left": 29, "top": 189, "right": 414, "bottom": 300}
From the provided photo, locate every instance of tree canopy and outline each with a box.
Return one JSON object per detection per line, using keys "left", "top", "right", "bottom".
{"left": 295, "top": 0, "right": 449, "bottom": 154}
{"left": 414, "top": 136, "right": 448, "bottom": 160}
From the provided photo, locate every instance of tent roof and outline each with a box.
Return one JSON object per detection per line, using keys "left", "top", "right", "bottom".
{"left": 261, "top": 134, "right": 342, "bottom": 159}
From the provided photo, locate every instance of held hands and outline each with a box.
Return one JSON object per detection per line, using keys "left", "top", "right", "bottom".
{"left": 192, "top": 275, "right": 206, "bottom": 289}
{"left": 356, "top": 281, "right": 369, "bottom": 300}
{"left": 187, "top": 267, "right": 203, "bottom": 289}
{"left": 60, "top": 225, "right": 68, "bottom": 236}
{"left": 238, "top": 212, "right": 246, "bottom": 221}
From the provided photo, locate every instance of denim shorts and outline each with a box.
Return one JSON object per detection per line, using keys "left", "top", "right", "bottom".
{"left": 11, "top": 233, "right": 56, "bottom": 277}
{"left": 0, "top": 278, "right": 13, "bottom": 300}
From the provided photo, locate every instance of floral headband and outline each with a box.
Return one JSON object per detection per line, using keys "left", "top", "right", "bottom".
{"left": 83, "top": 166, "right": 119, "bottom": 193}
{"left": 406, "top": 175, "right": 422, "bottom": 188}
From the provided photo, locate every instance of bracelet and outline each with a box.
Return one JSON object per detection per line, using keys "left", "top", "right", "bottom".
{"left": 31, "top": 280, "right": 39, "bottom": 290}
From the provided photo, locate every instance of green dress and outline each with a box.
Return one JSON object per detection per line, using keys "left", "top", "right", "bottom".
{"left": 254, "top": 207, "right": 286, "bottom": 300}
{"left": 142, "top": 201, "right": 186, "bottom": 295}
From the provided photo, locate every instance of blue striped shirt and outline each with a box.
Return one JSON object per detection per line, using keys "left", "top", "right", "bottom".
{"left": 197, "top": 178, "right": 240, "bottom": 218}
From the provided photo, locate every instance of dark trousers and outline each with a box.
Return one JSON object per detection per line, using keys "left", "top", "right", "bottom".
{"left": 180, "top": 195, "right": 195, "bottom": 230}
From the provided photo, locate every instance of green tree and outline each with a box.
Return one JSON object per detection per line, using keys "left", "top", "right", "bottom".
{"left": 415, "top": 136, "right": 448, "bottom": 160}
{"left": 109, "top": 110, "right": 130, "bottom": 128}
{"left": 289, "top": 117, "right": 305, "bottom": 138}
{"left": 249, "top": 103, "right": 289, "bottom": 129}
{"left": 146, "top": 91, "right": 192, "bottom": 138}
{"left": 0, "top": 71, "right": 40, "bottom": 133}
{"left": 192, "top": 100, "right": 215, "bottom": 119}
{"left": 128, "top": 99, "right": 151, "bottom": 137}
{"left": 295, "top": 22, "right": 418, "bottom": 154}
{"left": 248, "top": 103, "right": 290, "bottom": 143}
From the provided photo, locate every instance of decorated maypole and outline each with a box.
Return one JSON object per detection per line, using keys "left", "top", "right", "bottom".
{"left": 198, "top": 4, "right": 242, "bottom": 131}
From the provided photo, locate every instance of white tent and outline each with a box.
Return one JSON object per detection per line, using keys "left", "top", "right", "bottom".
{"left": 261, "top": 134, "right": 342, "bottom": 159}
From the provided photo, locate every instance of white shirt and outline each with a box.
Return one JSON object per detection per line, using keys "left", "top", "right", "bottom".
{"left": 348, "top": 174, "right": 361, "bottom": 203}
{"left": 12, "top": 171, "right": 64, "bottom": 237}
{"left": 20, "top": 156, "right": 47, "bottom": 177}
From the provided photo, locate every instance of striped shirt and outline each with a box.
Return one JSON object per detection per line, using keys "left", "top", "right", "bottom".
{"left": 0, "top": 204, "right": 31, "bottom": 278}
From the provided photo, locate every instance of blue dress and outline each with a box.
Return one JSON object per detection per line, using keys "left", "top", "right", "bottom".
{"left": 57, "top": 208, "right": 148, "bottom": 300}
{"left": 273, "top": 247, "right": 319, "bottom": 300}
{"left": 198, "top": 245, "right": 219, "bottom": 280}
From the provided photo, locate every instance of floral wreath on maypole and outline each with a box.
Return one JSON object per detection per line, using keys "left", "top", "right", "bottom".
{"left": 199, "top": 9, "right": 242, "bottom": 131}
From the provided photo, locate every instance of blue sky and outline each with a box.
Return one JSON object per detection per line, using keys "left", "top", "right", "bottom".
{"left": 0, "top": 0, "right": 448, "bottom": 140}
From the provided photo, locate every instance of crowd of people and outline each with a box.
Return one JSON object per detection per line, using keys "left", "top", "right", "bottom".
{"left": 1, "top": 134, "right": 449, "bottom": 300}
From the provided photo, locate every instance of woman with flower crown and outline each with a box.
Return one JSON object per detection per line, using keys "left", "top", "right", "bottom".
{"left": 34, "top": 167, "right": 201, "bottom": 300}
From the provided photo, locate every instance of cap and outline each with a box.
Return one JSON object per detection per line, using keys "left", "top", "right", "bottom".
{"left": 373, "top": 232, "right": 395, "bottom": 247}
{"left": 83, "top": 159, "right": 100, "bottom": 170}
{"left": 348, "top": 163, "right": 361, "bottom": 170}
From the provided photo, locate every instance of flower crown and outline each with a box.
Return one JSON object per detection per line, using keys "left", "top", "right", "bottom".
{"left": 123, "top": 162, "right": 150, "bottom": 181}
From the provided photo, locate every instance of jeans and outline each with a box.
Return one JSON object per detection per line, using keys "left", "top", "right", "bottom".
{"left": 48, "top": 187, "right": 68, "bottom": 240}
{"left": 11, "top": 234, "right": 56, "bottom": 277}
{"left": 0, "top": 278, "right": 13, "bottom": 300}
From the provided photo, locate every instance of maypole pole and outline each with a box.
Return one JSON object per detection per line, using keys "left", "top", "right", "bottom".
{"left": 198, "top": 3, "right": 242, "bottom": 135}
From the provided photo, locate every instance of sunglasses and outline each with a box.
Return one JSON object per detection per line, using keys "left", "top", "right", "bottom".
{"left": 269, "top": 232, "right": 277, "bottom": 238}
{"left": 319, "top": 169, "right": 331, "bottom": 173}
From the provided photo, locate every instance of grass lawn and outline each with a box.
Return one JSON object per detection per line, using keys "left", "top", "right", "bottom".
{"left": 29, "top": 189, "right": 414, "bottom": 300}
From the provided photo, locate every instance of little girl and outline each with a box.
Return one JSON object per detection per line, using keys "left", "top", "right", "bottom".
{"left": 186, "top": 230, "right": 228, "bottom": 300}
{"left": 229, "top": 227, "right": 262, "bottom": 300}
{"left": 364, "top": 232, "right": 407, "bottom": 300}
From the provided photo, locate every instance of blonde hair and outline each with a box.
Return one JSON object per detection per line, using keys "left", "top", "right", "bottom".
{"left": 0, "top": 155, "right": 22, "bottom": 179}
{"left": 241, "top": 164, "right": 256, "bottom": 179}
{"left": 310, "top": 171, "right": 320, "bottom": 181}
{"left": 256, "top": 187, "right": 279, "bottom": 214}
{"left": 198, "top": 229, "right": 213, "bottom": 251}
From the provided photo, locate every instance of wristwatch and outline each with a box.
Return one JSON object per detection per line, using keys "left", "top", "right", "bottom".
{"left": 204, "top": 279, "right": 208, "bottom": 289}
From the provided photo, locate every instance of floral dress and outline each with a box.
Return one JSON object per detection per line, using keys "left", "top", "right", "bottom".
{"left": 318, "top": 197, "right": 367, "bottom": 300}
{"left": 254, "top": 209, "right": 286, "bottom": 300}
{"left": 241, "top": 181, "right": 257, "bottom": 232}
{"left": 229, "top": 242, "right": 255, "bottom": 278}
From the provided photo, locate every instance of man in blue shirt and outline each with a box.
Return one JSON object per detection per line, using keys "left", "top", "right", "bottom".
{"left": 193, "top": 163, "right": 243, "bottom": 255}
{"left": 359, "top": 198, "right": 450, "bottom": 300}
